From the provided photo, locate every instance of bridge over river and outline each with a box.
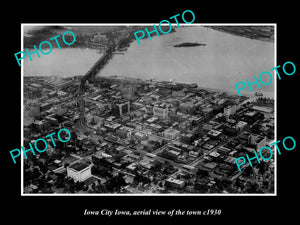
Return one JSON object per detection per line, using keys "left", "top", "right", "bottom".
{"left": 75, "top": 29, "right": 132, "bottom": 129}
{"left": 79, "top": 29, "right": 132, "bottom": 91}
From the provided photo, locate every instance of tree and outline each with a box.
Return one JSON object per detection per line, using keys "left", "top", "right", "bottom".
{"left": 71, "top": 131, "right": 77, "bottom": 139}
{"left": 243, "top": 166, "right": 253, "bottom": 177}
{"left": 55, "top": 174, "right": 65, "bottom": 188}
{"left": 182, "top": 173, "right": 191, "bottom": 179}
{"left": 74, "top": 181, "right": 84, "bottom": 191}
{"left": 257, "top": 162, "right": 267, "bottom": 174}
{"left": 194, "top": 183, "right": 208, "bottom": 193}
{"left": 134, "top": 173, "right": 151, "bottom": 184}
{"left": 39, "top": 163, "right": 48, "bottom": 174}
{"left": 39, "top": 151, "right": 49, "bottom": 159}
{"left": 244, "top": 181, "right": 258, "bottom": 193}
{"left": 153, "top": 141, "right": 161, "bottom": 150}
{"left": 196, "top": 169, "right": 209, "bottom": 178}
{"left": 105, "top": 174, "right": 126, "bottom": 192}
{"left": 233, "top": 178, "right": 242, "bottom": 188}
{"left": 262, "top": 180, "right": 269, "bottom": 188}
{"left": 113, "top": 152, "right": 123, "bottom": 163}
{"left": 152, "top": 178, "right": 158, "bottom": 185}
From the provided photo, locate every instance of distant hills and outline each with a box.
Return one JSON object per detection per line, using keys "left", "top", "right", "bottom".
{"left": 205, "top": 26, "right": 274, "bottom": 42}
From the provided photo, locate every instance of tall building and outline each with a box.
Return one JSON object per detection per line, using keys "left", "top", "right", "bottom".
{"left": 67, "top": 161, "right": 92, "bottom": 182}
{"left": 179, "top": 102, "right": 195, "bottom": 114}
{"left": 153, "top": 104, "right": 168, "bottom": 119}
{"left": 248, "top": 134, "right": 266, "bottom": 151}
{"left": 111, "top": 101, "right": 130, "bottom": 117}
{"left": 224, "top": 104, "right": 237, "bottom": 118}
{"left": 164, "top": 128, "right": 180, "bottom": 140}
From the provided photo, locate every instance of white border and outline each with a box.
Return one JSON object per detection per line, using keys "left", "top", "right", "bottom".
{"left": 21, "top": 23, "right": 277, "bottom": 196}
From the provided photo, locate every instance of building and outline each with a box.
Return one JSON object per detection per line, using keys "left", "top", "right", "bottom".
{"left": 104, "top": 122, "right": 122, "bottom": 133}
{"left": 146, "top": 117, "right": 158, "bottom": 123}
{"left": 252, "top": 105, "right": 274, "bottom": 114}
{"left": 224, "top": 156, "right": 236, "bottom": 165}
{"left": 203, "top": 162, "right": 218, "bottom": 171}
{"left": 207, "top": 130, "right": 222, "bottom": 138}
{"left": 55, "top": 107, "right": 68, "bottom": 116}
{"left": 116, "top": 126, "right": 133, "bottom": 139}
{"left": 243, "top": 111, "right": 264, "bottom": 124}
{"left": 202, "top": 107, "right": 213, "bottom": 116}
{"left": 189, "top": 115, "right": 204, "bottom": 124}
{"left": 229, "top": 150, "right": 237, "bottom": 157}
{"left": 189, "top": 151, "right": 199, "bottom": 158}
{"left": 209, "top": 151, "right": 220, "bottom": 158}
{"left": 126, "top": 162, "right": 137, "bottom": 173}
{"left": 165, "top": 177, "right": 185, "bottom": 188}
{"left": 45, "top": 115, "right": 58, "bottom": 125}
{"left": 153, "top": 104, "right": 168, "bottom": 119}
{"left": 47, "top": 90, "right": 57, "bottom": 98}
{"left": 249, "top": 134, "right": 266, "bottom": 151}
{"left": 30, "top": 83, "right": 43, "bottom": 90}
{"left": 181, "top": 133, "right": 194, "bottom": 144}
{"left": 203, "top": 123, "right": 213, "bottom": 131}
{"left": 93, "top": 33, "right": 107, "bottom": 43}
{"left": 224, "top": 104, "right": 237, "bottom": 118}
{"left": 234, "top": 121, "right": 248, "bottom": 131}
{"left": 179, "top": 102, "right": 195, "bottom": 114}
{"left": 134, "top": 131, "right": 148, "bottom": 141}
{"left": 169, "top": 150, "right": 181, "bottom": 157}
{"left": 163, "top": 128, "right": 180, "bottom": 140}
{"left": 111, "top": 101, "right": 130, "bottom": 117}
{"left": 217, "top": 146, "right": 232, "bottom": 155}
{"left": 67, "top": 161, "right": 92, "bottom": 182}
{"left": 40, "top": 102, "right": 52, "bottom": 111}
{"left": 58, "top": 79, "right": 74, "bottom": 89}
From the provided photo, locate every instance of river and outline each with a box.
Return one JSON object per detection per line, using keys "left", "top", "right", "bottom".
{"left": 24, "top": 26, "right": 275, "bottom": 98}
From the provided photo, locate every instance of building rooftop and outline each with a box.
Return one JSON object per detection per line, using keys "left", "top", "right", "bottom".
{"left": 209, "top": 151, "right": 220, "bottom": 158}
{"left": 207, "top": 130, "right": 222, "bottom": 137}
{"left": 204, "top": 162, "right": 217, "bottom": 170}
{"left": 253, "top": 106, "right": 273, "bottom": 113}
{"left": 244, "top": 111, "right": 258, "bottom": 117}
{"left": 166, "top": 177, "right": 185, "bottom": 185}
{"left": 164, "top": 128, "right": 180, "bottom": 135}
{"left": 69, "top": 161, "right": 90, "bottom": 172}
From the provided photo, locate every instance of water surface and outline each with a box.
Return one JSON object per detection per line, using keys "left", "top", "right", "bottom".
{"left": 24, "top": 26, "right": 275, "bottom": 97}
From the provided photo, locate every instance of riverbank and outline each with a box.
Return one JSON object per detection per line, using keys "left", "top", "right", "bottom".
{"left": 205, "top": 26, "right": 274, "bottom": 42}
{"left": 100, "top": 74, "right": 274, "bottom": 99}
{"left": 24, "top": 26, "right": 274, "bottom": 100}
{"left": 23, "top": 25, "right": 137, "bottom": 51}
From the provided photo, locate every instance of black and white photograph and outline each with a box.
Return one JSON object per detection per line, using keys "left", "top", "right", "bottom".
{"left": 3, "top": 4, "right": 298, "bottom": 224}
{"left": 22, "top": 24, "right": 275, "bottom": 195}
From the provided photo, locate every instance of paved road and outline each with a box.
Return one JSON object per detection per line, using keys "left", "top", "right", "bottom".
{"left": 129, "top": 147, "right": 187, "bottom": 170}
